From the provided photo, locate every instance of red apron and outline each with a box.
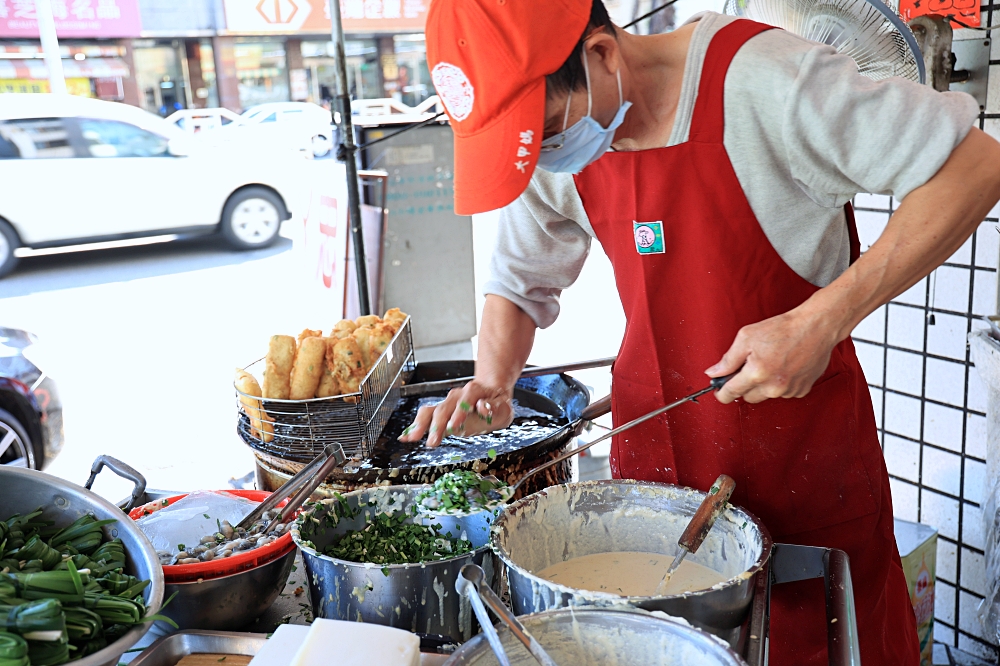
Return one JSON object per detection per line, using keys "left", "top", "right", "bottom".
{"left": 573, "top": 20, "right": 919, "bottom": 665}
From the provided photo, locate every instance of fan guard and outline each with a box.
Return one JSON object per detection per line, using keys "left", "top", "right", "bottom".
{"left": 723, "top": 0, "right": 926, "bottom": 83}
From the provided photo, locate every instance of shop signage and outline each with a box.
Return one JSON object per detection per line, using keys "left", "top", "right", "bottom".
{"left": 0, "top": 0, "right": 142, "bottom": 38}
{"left": 223, "top": 0, "right": 428, "bottom": 34}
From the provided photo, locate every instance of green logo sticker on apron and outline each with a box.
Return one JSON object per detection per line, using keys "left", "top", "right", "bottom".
{"left": 633, "top": 221, "right": 664, "bottom": 255}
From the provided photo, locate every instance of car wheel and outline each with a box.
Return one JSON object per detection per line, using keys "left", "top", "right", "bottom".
{"left": 0, "top": 219, "right": 20, "bottom": 279}
{"left": 220, "top": 187, "right": 285, "bottom": 250}
{"left": 0, "top": 407, "right": 37, "bottom": 469}
{"left": 311, "top": 133, "right": 333, "bottom": 157}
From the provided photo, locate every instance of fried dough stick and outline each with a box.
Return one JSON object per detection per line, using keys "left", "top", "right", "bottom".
{"left": 263, "top": 335, "right": 295, "bottom": 399}
{"left": 289, "top": 336, "right": 326, "bottom": 400}
{"left": 235, "top": 369, "right": 274, "bottom": 443}
{"left": 315, "top": 338, "right": 341, "bottom": 398}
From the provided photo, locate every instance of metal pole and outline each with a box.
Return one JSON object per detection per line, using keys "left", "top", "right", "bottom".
{"left": 34, "top": 0, "right": 66, "bottom": 95}
{"left": 329, "top": 0, "right": 371, "bottom": 316}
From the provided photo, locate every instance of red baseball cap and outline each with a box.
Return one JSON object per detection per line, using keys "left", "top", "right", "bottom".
{"left": 426, "top": 0, "right": 591, "bottom": 215}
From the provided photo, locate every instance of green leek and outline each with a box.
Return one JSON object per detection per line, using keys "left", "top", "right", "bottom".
{"left": 63, "top": 608, "right": 101, "bottom": 642}
{"left": 9, "top": 540, "right": 60, "bottom": 572}
{"left": 48, "top": 518, "right": 116, "bottom": 557}
{"left": 0, "top": 631, "right": 29, "bottom": 666}
{"left": 0, "top": 599, "right": 66, "bottom": 642}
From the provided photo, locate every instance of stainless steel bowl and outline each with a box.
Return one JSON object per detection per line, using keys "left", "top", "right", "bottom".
{"left": 291, "top": 484, "right": 498, "bottom": 642}
{"left": 0, "top": 467, "right": 165, "bottom": 666}
{"left": 444, "top": 608, "right": 747, "bottom": 665}
{"left": 491, "top": 480, "right": 772, "bottom": 648}
{"left": 156, "top": 546, "right": 297, "bottom": 631}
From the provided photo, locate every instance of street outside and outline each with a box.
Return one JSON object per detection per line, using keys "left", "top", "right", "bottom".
{"left": 0, "top": 210, "right": 624, "bottom": 503}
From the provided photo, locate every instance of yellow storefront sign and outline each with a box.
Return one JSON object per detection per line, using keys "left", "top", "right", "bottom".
{"left": 0, "top": 78, "right": 92, "bottom": 97}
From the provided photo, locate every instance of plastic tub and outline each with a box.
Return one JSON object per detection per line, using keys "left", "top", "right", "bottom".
{"left": 129, "top": 489, "right": 294, "bottom": 583}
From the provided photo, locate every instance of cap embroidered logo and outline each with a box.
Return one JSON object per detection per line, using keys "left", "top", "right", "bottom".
{"left": 432, "top": 62, "right": 475, "bottom": 121}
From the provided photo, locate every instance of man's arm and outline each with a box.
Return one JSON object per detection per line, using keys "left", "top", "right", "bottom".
{"left": 711, "top": 128, "right": 1000, "bottom": 403}
{"left": 399, "top": 295, "right": 537, "bottom": 447}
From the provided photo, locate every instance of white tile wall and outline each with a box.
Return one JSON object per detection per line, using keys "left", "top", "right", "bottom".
{"left": 962, "top": 503, "right": 985, "bottom": 552}
{"left": 961, "top": 548, "right": 986, "bottom": 600}
{"left": 895, "top": 277, "right": 928, "bottom": 307}
{"left": 869, "top": 386, "right": 883, "bottom": 430}
{"left": 886, "top": 349, "right": 924, "bottom": 396}
{"left": 950, "top": 236, "right": 974, "bottom": 266}
{"left": 934, "top": 267, "right": 973, "bottom": 313}
{"left": 884, "top": 392, "right": 921, "bottom": 440}
{"left": 922, "top": 490, "right": 960, "bottom": 540}
{"left": 926, "top": 312, "right": 970, "bottom": 361}
{"left": 853, "top": 193, "right": 891, "bottom": 209}
{"left": 936, "top": 622, "right": 955, "bottom": 646}
{"left": 959, "top": 634, "right": 995, "bottom": 661}
{"left": 885, "top": 434, "right": 920, "bottom": 481}
{"left": 853, "top": 208, "right": 889, "bottom": 251}
{"left": 924, "top": 402, "right": 965, "bottom": 453}
{"left": 967, "top": 413, "right": 987, "bottom": 460}
{"left": 973, "top": 269, "right": 997, "bottom": 317}
{"left": 923, "top": 447, "right": 963, "bottom": 496}
{"left": 968, "top": 367, "right": 988, "bottom": 413}
{"left": 924, "top": 358, "right": 967, "bottom": 408}
{"left": 939, "top": 538, "right": 958, "bottom": 583}
{"left": 965, "top": 458, "right": 987, "bottom": 505}
{"left": 887, "top": 304, "right": 925, "bottom": 351}
{"left": 975, "top": 224, "right": 999, "bottom": 269}
{"left": 937, "top": 580, "right": 957, "bottom": 625}
{"left": 891, "top": 477, "right": 919, "bottom": 522}
{"left": 852, "top": 305, "right": 885, "bottom": 343}
{"left": 854, "top": 341, "right": 884, "bottom": 386}
{"left": 960, "top": 591, "right": 988, "bottom": 641}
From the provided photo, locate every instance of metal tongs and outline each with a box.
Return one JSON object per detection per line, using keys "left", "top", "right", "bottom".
{"left": 457, "top": 564, "right": 558, "bottom": 666}
{"left": 235, "top": 443, "right": 346, "bottom": 530}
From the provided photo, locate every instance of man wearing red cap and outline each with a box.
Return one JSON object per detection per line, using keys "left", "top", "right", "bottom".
{"left": 400, "top": 0, "right": 1000, "bottom": 662}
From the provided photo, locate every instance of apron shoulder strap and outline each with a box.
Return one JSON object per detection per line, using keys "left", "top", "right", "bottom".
{"left": 844, "top": 201, "right": 861, "bottom": 264}
{"left": 689, "top": 19, "right": 776, "bottom": 144}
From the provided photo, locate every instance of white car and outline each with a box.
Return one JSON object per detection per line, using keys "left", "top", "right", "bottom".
{"left": 177, "top": 102, "right": 336, "bottom": 158}
{"left": 0, "top": 94, "right": 310, "bottom": 278}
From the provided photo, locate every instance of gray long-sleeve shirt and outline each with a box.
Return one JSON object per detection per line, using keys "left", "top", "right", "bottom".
{"left": 484, "top": 12, "right": 979, "bottom": 329}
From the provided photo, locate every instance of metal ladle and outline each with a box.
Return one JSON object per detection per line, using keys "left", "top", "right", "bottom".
{"left": 457, "top": 564, "right": 558, "bottom": 666}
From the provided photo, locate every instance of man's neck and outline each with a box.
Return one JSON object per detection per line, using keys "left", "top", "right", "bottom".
{"left": 612, "top": 23, "right": 696, "bottom": 151}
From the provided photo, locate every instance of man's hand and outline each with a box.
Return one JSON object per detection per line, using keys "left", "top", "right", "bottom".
{"left": 398, "top": 381, "right": 514, "bottom": 447}
{"left": 399, "top": 294, "right": 537, "bottom": 448}
{"left": 705, "top": 128, "right": 1000, "bottom": 404}
{"left": 707, "top": 308, "right": 839, "bottom": 404}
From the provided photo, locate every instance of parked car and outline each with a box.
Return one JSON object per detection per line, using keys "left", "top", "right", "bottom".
{"left": 0, "top": 94, "right": 311, "bottom": 278}
{"left": 0, "top": 326, "right": 62, "bottom": 469}
{"left": 171, "top": 102, "right": 336, "bottom": 158}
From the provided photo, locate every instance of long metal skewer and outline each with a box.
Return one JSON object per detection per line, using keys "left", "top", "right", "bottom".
{"left": 509, "top": 373, "right": 735, "bottom": 495}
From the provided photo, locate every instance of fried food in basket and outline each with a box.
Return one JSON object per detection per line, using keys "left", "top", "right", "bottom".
{"left": 368, "top": 322, "right": 395, "bottom": 363}
{"left": 297, "top": 328, "right": 323, "bottom": 345}
{"left": 315, "top": 338, "right": 341, "bottom": 398}
{"left": 382, "top": 308, "right": 408, "bottom": 334}
{"left": 330, "top": 337, "right": 366, "bottom": 395}
{"left": 355, "top": 314, "right": 381, "bottom": 328}
{"left": 352, "top": 326, "right": 373, "bottom": 368}
{"left": 331, "top": 320, "right": 357, "bottom": 339}
{"left": 263, "top": 335, "right": 296, "bottom": 399}
{"left": 289, "top": 336, "right": 326, "bottom": 400}
{"left": 235, "top": 368, "right": 274, "bottom": 443}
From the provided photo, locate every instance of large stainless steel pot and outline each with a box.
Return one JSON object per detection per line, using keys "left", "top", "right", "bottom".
{"left": 490, "top": 480, "right": 771, "bottom": 650}
{"left": 444, "top": 608, "right": 746, "bottom": 665}
{"left": 0, "top": 466, "right": 165, "bottom": 666}
{"left": 291, "top": 484, "right": 498, "bottom": 642}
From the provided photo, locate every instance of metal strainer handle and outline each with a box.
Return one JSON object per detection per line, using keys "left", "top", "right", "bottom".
{"left": 458, "top": 564, "right": 558, "bottom": 666}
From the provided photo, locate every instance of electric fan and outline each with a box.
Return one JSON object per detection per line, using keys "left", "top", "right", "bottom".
{"left": 722, "top": 0, "right": 926, "bottom": 84}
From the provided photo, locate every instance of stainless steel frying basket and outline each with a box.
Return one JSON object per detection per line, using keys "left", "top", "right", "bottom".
{"left": 235, "top": 317, "right": 416, "bottom": 461}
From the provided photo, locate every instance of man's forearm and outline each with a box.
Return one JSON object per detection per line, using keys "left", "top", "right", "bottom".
{"left": 804, "top": 128, "right": 1000, "bottom": 342}
{"left": 475, "top": 294, "right": 537, "bottom": 391}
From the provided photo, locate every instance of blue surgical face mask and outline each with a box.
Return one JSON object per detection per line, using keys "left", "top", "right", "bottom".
{"left": 537, "top": 55, "right": 631, "bottom": 174}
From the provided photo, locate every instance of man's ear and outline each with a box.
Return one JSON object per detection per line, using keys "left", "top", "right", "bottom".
{"left": 586, "top": 32, "right": 621, "bottom": 76}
